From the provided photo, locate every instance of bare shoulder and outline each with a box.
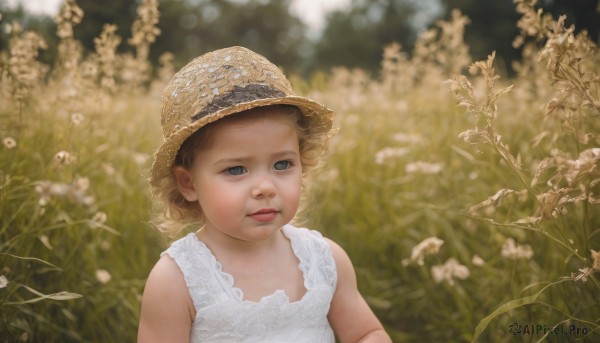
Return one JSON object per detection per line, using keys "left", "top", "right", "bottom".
{"left": 137, "top": 254, "right": 194, "bottom": 343}
{"left": 324, "top": 237, "right": 355, "bottom": 280}
{"left": 324, "top": 237, "right": 392, "bottom": 343}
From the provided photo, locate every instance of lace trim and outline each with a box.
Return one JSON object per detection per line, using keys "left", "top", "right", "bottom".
{"left": 163, "top": 225, "right": 337, "bottom": 309}
{"left": 188, "top": 225, "right": 317, "bottom": 304}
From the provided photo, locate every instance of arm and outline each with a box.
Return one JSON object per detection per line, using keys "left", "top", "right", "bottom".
{"left": 326, "top": 239, "right": 392, "bottom": 343}
{"left": 138, "top": 254, "right": 195, "bottom": 343}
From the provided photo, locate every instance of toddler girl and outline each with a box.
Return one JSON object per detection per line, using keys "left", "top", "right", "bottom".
{"left": 138, "top": 46, "right": 391, "bottom": 343}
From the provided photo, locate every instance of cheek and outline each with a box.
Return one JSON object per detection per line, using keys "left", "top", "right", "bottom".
{"left": 196, "top": 179, "right": 240, "bottom": 217}
{"left": 283, "top": 175, "right": 303, "bottom": 208}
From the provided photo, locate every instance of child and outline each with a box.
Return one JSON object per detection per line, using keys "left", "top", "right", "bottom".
{"left": 138, "top": 46, "right": 391, "bottom": 343}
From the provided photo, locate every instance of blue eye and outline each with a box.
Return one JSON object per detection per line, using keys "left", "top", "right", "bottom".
{"left": 274, "top": 160, "right": 292, "bottom": 170}
{"left": 226, "top": 166, "right": 247, "bottom": 175}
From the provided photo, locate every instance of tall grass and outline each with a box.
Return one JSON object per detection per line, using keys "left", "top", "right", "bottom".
{"left": 1, "top": 0, "right": 598, "bottom": 342}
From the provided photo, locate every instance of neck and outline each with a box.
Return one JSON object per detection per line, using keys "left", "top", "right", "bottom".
{"left": 196, "top": 225, "right": 284, "bottom": 256}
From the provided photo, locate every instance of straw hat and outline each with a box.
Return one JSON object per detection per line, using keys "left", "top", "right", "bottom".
{"left": 150, "top": 46, "right": 334, "bottom": 187}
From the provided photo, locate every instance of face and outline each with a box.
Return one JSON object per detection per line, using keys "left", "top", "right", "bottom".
{"left": 173, "top": 110, "right": 302, "bottom": 243}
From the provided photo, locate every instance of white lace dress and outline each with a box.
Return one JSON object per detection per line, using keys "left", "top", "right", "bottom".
{"left": 163, "top": 224, "right": 337, "bottom": 343}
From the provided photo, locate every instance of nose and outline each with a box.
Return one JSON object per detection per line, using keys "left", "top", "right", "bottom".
{"left": 251, "top": 174, "right": 276, "bottom": 199}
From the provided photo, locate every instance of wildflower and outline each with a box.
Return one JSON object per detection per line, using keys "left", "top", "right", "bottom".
{"left": 501, "top": 238, "right": 533, "bottom": 260}
{"left": 95, "top": 24, "right": 121, "bottom": 92}
{"left": 102, "top": 163, "right": 115, "bottom": 175}
{"left": 51, "top": 150, "right": 77, "bottom": 167}
{"left": 431, "top": 258, "right": 470, "bottom": 285}
{"left": 54, "top": 0, "right": 84, "bottom": 39}
{"left": 564, "top": 148, "right": 600, "bottom": 186}
{"left": 73, "top": 191, "right": 94, "bottom": 207}
{"left": 405, "top": 161, "right": 443, "bottom": 174}
{"left": 35, "top": 180, "right": 68, "bottom": 206}
{"left": 7, "top": 29, "right": 48, "bottom": 100}
{"left": 89, "top": 211, "right": 107, "bottom": 229}
{"left": 472, "top": 255, "right": 485, "bottom": 266}
{"left": 410, "top": 236, "right": 444, "bottom": 266}
{"left": 95, "top": 269, "right": 112, "bottom": 284}
{"left": 74, "top": 177, "right": 89, "bottom": 192}
{"left": 573, "top": 267, "right": 592, "bottom": 283}
{"left": 132, "top": 153, "right": 149, "bottom": 166}
{"left": 375, "top": 147, "right": 409, "bottom": 165}
{"left": 3, "top": 137, "right": 16, "bottom": 149}
{"left": 34, "top": 180, "right": 94, "bottom": 207}
{"left": 70, "top": 112, "right": 84, "bottom": 125}
{"left": 0, "top": 275, "right": 8, "bottom": 288}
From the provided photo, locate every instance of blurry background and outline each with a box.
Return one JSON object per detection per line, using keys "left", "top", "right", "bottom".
{"left": 1, "top": 0, "right": 598, "bottom": 75}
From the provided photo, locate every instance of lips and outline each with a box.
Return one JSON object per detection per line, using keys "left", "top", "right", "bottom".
{"left": 248, "top": 208, "right": 278, "bottom": 222}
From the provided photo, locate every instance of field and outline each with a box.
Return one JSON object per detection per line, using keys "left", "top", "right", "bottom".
{"left": 1, "top": 0, "right": 599, "bottom": 342}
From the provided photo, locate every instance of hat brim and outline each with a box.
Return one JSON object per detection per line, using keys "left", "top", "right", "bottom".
{"left": 149, "top": 95, "right": 333, "bottom": 188}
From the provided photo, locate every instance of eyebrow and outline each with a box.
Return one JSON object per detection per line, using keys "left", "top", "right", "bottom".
{"left": 214, "top": 150, "right": 299, "bottom": 165}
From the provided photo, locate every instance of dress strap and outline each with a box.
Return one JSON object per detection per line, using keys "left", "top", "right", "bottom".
{"left": 283, "top": 225, "right": 337, "bottom": 291}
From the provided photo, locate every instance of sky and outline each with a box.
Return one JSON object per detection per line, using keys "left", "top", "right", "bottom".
{"left": 4, "top": 0, "right": 351, "bottom": 35}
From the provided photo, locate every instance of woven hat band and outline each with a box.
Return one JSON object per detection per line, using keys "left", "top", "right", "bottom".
{"left": 191, "top": 83, "right": 286, "bottom": 122}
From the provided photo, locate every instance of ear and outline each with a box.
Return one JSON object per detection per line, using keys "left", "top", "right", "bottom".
{"left": 172, "top": 166, "right": 198, "bottom": 202}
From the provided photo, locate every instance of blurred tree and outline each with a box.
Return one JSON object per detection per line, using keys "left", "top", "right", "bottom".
{"left": 313, "top": 0, "right": 417, "bottom": 74}
{"left": 438, "top": 0, "right": 599, "bottom": 76}
{"left": 156, "top": 0, "right": 309, "bottom": 73}
{"left": 438, "top": 0, "right": 521, "bottom": 76}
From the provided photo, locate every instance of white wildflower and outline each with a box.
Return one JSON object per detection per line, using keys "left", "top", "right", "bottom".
{"left": 34, "top": 180, "right": 94, "bottom": 207}
{"left": 102, "top": 163, "right": 116, "bottom": 175}
{"left": 410, "top": 236, "right": 444, "bottom": 266}
{"left": 52, "top": 150, "right": 77, "bottom": 167}
{"left": 472, "top": 254, "right": 485, "bottom": 266}
{"left": 132, "top": 152, "right": 149, "bottom": 166}
{"left": 35, "top": 181, "right": 66, "bottom": 206}
{"left": 573, "top": 267, "right": 592, "bottom": 283}
{"left": 3, "top": 137, "right": 17, "bottom": 149}
{"left": 431, "top": 258, "right": 470, "bottom": 285}
{"left": 0, "top": 275, "right": 8, "bottom": 288}
{"left": 89, "top": 211, "right": 107, "bottom": 229}
{"left": 501, "top": 238, "right": 534, "bottom": 260}
{"left": 70, "top": 112, "right": 84, "bottom": 126}
{"left": 74, "top": 177, "right": 89, "bottom": 192}
{"left": 375, "top": 147, "right": 409, "bottom": 164}
{"left": 95, "top": 269, "right": 112, "bottom": 284}
{"left": 405, "top": 161, "right": 444, "bottom": 174}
